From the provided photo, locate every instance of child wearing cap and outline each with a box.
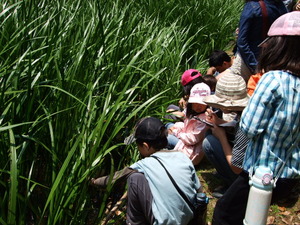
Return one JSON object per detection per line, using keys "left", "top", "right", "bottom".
{"left": 165, "top": 69, "right": 205, "bottom": 122}
{"left": 91, "top": 117, "right": 202, "bottom": 225}
{"left": 168, "top": 83, "right": 212, "bottom": 165}
{"left": 212, "top": 11, "right": 300, "bottom": 224}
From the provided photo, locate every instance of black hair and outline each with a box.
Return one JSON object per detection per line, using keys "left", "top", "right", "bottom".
{"left": 208, "top": 50, "right": 231, "bottom": 67}
{"left": 258, "top": 36, "right": 300, "bottom": 76}
{"left": 186, "top": 103, "right": 197, "bottom": 118}
{"left": 203, "top": 75, "right": 217, "bottom": 92}
{"left": 183, "top": 75, "right": 205, "bottom": 97}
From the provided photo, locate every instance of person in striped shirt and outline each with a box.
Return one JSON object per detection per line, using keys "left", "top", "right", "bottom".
{"left": 212, "top": 11, "right": 300, "bottom": 225}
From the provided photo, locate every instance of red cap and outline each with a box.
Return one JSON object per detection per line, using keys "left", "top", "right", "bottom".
{"left": 181, "top": 69, "right": 202, "bottom": 86}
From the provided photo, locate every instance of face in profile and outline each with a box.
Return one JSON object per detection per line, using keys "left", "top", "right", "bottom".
{"left": 215, "top": 61, "right": 231, "bottom": 73}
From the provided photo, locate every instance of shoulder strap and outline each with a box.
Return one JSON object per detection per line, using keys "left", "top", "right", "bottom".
{"left": 151, "top": 155, "right": 196, "bottom": 211}
{"left": 259, "top": 0, "right": 269, "bottom": 39}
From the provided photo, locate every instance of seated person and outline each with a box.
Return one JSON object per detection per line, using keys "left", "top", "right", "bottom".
{"left": 168, "top": 83, "right": 211, "bottom": 165}
{"left": 201, "top": 73, "right": 250, "bottom": 198}
{"left": 165, "top": 69, "right": 205, "bottom": 122}
{"left": 91, "top": 117, "right": 202, "bottom": 225}
{"left": 206, "top": 50, "right": 233, "bottom": 77}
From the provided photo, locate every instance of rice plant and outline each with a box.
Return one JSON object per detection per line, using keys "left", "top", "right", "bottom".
{"left": 0, "top": 0, "right": 242, "bottom": 224}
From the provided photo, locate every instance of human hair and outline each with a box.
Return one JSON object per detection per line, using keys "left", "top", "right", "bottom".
{"left": 208, "top": 50, "right": 231, "bottom": 67}
{"left": 182, "top": 75, "right": 205, "bottom": 97}
{"left": 258, "top": 36, "right": 300, "bottom": 76}
{"left": 185, "top": 103, "right": 197, "bottom": 118}
{"left": 135, "top": 127, "right": 168, "bottom": 150}
{"left": 203, "top": 75, "right": 217, "bottom": 92}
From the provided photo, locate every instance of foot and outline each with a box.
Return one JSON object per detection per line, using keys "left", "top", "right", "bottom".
{"left": 212, "top": 185, "right": 228, "bottom": 199}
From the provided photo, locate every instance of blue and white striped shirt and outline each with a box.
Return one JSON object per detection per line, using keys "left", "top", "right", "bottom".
{"left": 241, "top": 70, "right": 300, "bottom": 179}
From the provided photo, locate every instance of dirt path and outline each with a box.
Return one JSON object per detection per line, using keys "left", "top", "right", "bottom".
{"left": 197, "top": 159, "right": 300, "bottom": 225}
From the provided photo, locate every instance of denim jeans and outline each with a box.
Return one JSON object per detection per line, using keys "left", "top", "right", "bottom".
{"left": 165, "top": 122, "right": 179, "bottom": 150}
{"left": 202, "top": 133, "right": 237, "bottom": 186}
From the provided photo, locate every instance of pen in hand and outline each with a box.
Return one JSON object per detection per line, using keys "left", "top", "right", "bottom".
{"left": 212, "top": 109, "right": 220, "bottom": 114}
{"left": 210, "top": 107, "right": 220, "bottom": 114}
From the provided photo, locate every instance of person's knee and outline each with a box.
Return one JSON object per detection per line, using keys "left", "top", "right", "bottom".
{"left": 202, "top": 138, "right": 210, "bottom": 152}
{"left": 166, "top": 104, "right": 180, "bottom": 111}
{"left": 127, "top": 173, "right": 154, "bottom": 224}
{"left": 165, "top": 122, "right": 174, "bottom": 130}
{"left": 167, "top": 134, "right": 179, "bottom": 149}
{"left": 128, "top": 172, "right": 146, "bottom": 186}
{"left": 202, "top": 135, "right": 216, "bottom": 155}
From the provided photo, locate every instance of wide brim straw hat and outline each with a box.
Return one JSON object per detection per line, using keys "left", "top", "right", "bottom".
{"left": 203, "top": 73, "right": 249, "bottom": 111}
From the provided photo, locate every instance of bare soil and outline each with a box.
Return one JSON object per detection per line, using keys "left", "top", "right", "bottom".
{"left": 196, "top": 158, "right": 300, "bottom": 225}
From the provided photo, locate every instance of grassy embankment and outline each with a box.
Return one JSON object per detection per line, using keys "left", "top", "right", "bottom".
{"left": 0, "top": 0, "right": 244, "bottom": 224}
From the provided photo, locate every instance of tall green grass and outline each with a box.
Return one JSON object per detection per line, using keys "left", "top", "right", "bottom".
{"left": 0, "top": 0, "right": 242, "bottom": 224}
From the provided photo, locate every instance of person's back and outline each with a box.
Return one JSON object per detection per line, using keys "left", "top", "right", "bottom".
{"left": 241, "top": 11, "right": 300, "bottom": 176}
{"left": 238, "top": 0, "right": 288, "bottom": 70}
{"left": 126, "top": 117, "right": 202, "bottom": 225}
{"left": 220, "top": 0, "right": 287, "bottom": 82}
{"left": 130, "top": 150, "right": 200, "bottom": 224}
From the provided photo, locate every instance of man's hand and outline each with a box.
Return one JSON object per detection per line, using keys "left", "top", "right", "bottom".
{"left": 206, "top": 67, "right": 216, "bottom": 76}
{"left": 178, "top": 97, "right": 187, "bottom": 109}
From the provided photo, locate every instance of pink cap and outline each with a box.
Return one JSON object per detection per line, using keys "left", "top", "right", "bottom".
{"left": 268, "top": 11, "right": 300, "bottom": 36}
{"left": 181, "top": 69, "right": 202, "bottom": 86}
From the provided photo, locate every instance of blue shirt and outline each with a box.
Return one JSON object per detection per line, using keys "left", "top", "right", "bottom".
{"left": 130, "top": 150, "right": 201, "bottom": 225}
{"left": 241, "top": 70, "right": 300, "bottom": 179}
{"left": 237, "top": 0, "right": 287, "bottom": 73}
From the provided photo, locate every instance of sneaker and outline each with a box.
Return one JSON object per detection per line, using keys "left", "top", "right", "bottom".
{"left": 212, "top": 185, "right": 228, "bottom": 199}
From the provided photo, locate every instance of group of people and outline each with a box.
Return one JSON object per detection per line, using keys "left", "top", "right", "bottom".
{"left": 91, "top": 8, "right": 300, "bottom": 225}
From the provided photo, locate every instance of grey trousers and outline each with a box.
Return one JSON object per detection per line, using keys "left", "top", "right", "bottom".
{"left": 126, "top": 172, "right": 154, "bottom": 225}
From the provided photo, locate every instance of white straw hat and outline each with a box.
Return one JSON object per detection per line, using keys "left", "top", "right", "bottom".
{"left": 203, "top": 73, "right": 249, "bottom": 111}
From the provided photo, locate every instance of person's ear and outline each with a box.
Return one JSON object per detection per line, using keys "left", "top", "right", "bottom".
{"left": 223, "top": 61, "right": 231, "bottom": 69}
{"left": 142, "top": 142, "right": 150, "bottom": 151}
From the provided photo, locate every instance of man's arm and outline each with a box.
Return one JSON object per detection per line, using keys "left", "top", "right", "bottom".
{"left": 90, "top": 167, "right": 137, "bottom": 187}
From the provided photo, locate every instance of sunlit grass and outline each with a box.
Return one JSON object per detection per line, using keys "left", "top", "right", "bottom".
{"left": 0, "top": 0, "right": 242, "bottom": 224}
